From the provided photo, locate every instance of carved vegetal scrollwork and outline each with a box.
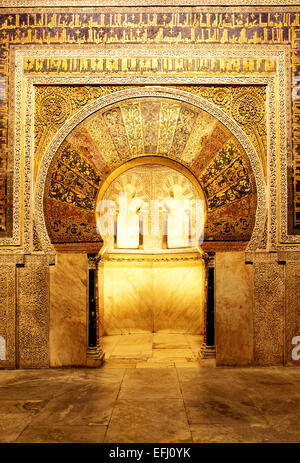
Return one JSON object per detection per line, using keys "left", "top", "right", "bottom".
{"left": 34, "top": 86, "right": 267, "bottom": 253}
{"left": 232, "top": 92, "right": 264, "bottom": 126}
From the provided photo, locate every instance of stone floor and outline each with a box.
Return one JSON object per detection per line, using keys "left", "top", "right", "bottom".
{"left": 0, "top": 333, "right": 300, "bottom": 443}
{"left": 102, "top": 332, "right": 203, "bottom": 368}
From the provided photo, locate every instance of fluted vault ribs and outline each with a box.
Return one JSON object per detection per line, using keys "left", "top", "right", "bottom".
{"left": 44, "top": 96, "right": 257, "bottom": 244}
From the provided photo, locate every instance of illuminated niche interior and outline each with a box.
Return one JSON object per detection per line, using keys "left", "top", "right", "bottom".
{"left": 96, "top": 161, "right": 206, "bottom": 253}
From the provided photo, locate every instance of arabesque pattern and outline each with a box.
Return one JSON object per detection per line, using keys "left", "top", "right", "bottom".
{"left": 44, "top": 96, "right": 257, "bottom": 243}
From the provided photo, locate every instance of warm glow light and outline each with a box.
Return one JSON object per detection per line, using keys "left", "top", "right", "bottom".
{"left": 96, "top": 161, "right": 206, "bottom": 253}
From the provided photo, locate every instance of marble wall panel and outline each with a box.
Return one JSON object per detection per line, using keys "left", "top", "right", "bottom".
{"left": 17, "top": 255, "right": 50, "bottom": 369}
{"left": 49, "top": 252, "right": 87, "bottom": 367}
{"left": 100, "top": 256, "right": 205, "bottom": 335}
{"left": 153, "top": 261, "right": 205, "bottom": 334}
{"left": 101, "top": 260, "right": 153, "bottom": 335}
{"left": 215, "top": 252, "right": 254, "bottom": 366}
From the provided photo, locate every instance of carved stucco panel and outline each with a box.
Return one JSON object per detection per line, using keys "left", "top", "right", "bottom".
{"left": 17, "top": 254, "right": 50, "bottom": 368}
{"left": 253, "top": 259, "right": 285, "bottom": 365}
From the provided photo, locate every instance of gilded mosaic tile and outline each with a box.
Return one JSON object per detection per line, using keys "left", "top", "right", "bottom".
{"left": 43, "top": 95, "right": 257, "bottom": 243}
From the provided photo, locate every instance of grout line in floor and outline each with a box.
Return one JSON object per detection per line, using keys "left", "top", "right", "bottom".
{"left": 174, "top": 364, "right": 194, "bottom": 443}
{"left": 102, "top": 366, "right": 127, "bottom": 443}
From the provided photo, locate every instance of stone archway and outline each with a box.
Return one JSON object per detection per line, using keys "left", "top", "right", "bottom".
{"left": 33, "top": 85, "right": 267, "bottom": 368}
{"left": 34, "top": 86, "right": 267, "bottom": 254}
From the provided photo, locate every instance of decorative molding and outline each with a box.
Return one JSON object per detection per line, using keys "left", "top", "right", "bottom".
{"left": 100, "top": 250, "right": 206, "bottom": 263}
{"left": 1, "top": 1, "right": 300, "bottom": 7}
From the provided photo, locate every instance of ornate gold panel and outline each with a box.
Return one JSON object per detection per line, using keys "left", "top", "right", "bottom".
{"left": 44, "top": 95, "right": 257, "bottom": 244}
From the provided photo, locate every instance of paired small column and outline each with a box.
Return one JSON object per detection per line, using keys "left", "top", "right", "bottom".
{"left": 87, "top": 254, "right": 105, "bottom": 367}
{"left": 199, "top": 252, "right": 216, "bottom": 360}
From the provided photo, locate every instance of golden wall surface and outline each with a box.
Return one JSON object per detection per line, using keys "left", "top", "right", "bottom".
{"left": 99, "top": 253, "right": 205, "bottom": 335}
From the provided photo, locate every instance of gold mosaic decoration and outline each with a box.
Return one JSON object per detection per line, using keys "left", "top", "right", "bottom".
{"left": 44, "top": 95, "right": 257, "bottom": 244}
{"left": 174, "top": 85, "right": 267, "bottom": 177}
{"left": 34, "top": 85, "right": 132, "bottom": 181}
{"left": 35, "top": 84, "right": 267, "bottom": 178}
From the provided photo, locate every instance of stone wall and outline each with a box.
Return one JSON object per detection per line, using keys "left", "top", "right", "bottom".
{"left": 0, "top": 250, "right": 299, "bottom": 369}
{"left": 49, "top": 252, "right": 88, "bottom": 367}
{"left": 0, "top": 255, "right": 19, "bottom": 369}
{"left": 215, "top": 252, "right": 254, "bottom": 366}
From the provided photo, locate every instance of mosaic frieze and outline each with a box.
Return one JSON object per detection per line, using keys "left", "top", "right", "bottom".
{"left": 102, "top": 106, "right": 132, "bottom": 160}
{"left": 207, "top": 177, "right": 252, "bottom": 210}
{"left": 177, "top": 85, "right": 267, "bottom": 175}
{"left": 205, "top": 193, "right": 256, "bottom": 241}
{"left": 66, "top": 126, "right": 110, "bottom": 175}
{"left": 156, "top": 101, "right": 181, "bottom": 155}
{"left": 203, "top": 157, "right": 251, "bottom": 199}
{"left": 34, "top": 85, "right": 130, "bottom": 180}
{"left": 140, "top": 100, "right": 161, "bottom": 154}
{"left": 199, "top": 139, "right": 242, "bottom": 187}
{"left": 0, "top": 172, "right": 6, "bottom": 232}
{"left": 168, "top": 105, "right": 198, "bottom": 160}
{"left": 191, "top": 123, "right": 231, "bottom": 176}
{"left": 47, "top": 142, "right": 101, "bottom": 213}
{"left": 44, "top": 198, "right": 100, "bottom": 243}
{"left": 59, "top": 144, "right": 101, "bottom": 187}
{"left": 120, "top": 102, "right": 144, "bottom": 156}
{"left": 34, "top": 85, "right": 267, "bottom": 180}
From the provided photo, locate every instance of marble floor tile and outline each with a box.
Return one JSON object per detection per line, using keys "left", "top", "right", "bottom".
{"left": 104, "top": 399, "right": 192, "bottom": 443}
{"left": 0, "top": 375, "right": 74, "bottom": 400}
{"left": 2, "top": 337, "right": 300, "bottom": 443}
{"left": 174, "top": 361, "right": 200, "bottom": 368}
{"left": 0, "top": 400, "right": 47, "bottom": 443}
{"left": 29, "top": 386, "right": 120, "bottom": 426}
{"left": 101, "top": 335, "right": 122, "bottom": 359}
{"left": 136, "top": 361, "right": 174, "bottom": 368}
{"left": 111, "top": 344, "right": 152, "bottom": 358}
{"left": 177, "top": 368, "right": 247, "bottom": 401}
{"left": 153, "top": 333, "right": 189, "bottom": 349}
{"left": 185, "top": 334, "right": 203, "bottom": 353}
{"left": 67, "top": 367, "right": 125, "bottom": 384}
{"left": 117, "top": 333, "right": 153, "bottom": 345}
{"left": 184, "top": 398, "right": 267, "bottom": 425}
{"left": 103, "top": 362, "right": 137, "bottom": 369}
{"left": 119, "top": 368, "right": 182, "bottom": 399}
{"left": 191, "top": 423, "right": 282, "bottom": 443}
{"left": 245, "top": 393, "right": 300, "bottom": 429}
{"left": 152, "top": 349, "right": 195, "bottom": 360}
{"left": 16, "top": 425, "right": 107, "bottom": 443}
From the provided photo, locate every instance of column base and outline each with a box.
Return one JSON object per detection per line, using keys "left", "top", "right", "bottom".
{"left": 199, "top": 343, "right": 216, "bottom": 359}
{"left": 86, "top": 346, "right": 105, "bottom": 368}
